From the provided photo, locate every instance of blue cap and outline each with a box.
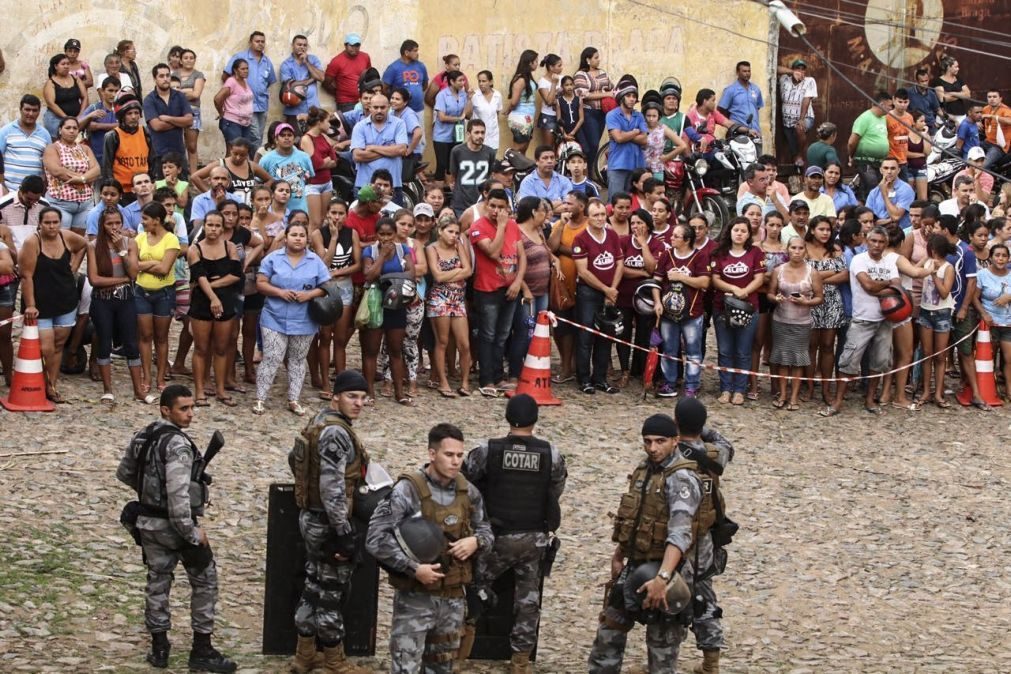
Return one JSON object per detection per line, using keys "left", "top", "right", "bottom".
{"left": 345, "top": 33, "right": 362, "bottom": 45}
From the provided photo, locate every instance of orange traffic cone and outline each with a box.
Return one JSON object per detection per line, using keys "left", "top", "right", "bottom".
{"left": 956, "top": 321, "right": 1003, "bottom": 407}
{"left": 507, "top": 311, "right": 561, "bottom": 406}
{"left": 1, "top": 318, "right": 55, "bottom": 412}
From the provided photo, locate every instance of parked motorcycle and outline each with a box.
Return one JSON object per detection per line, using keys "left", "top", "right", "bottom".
{"left": 925, "top": 120, "right": 963, "bottom": 203}
{"left": 664, "top": 156, "right": 729, "bottom": 240}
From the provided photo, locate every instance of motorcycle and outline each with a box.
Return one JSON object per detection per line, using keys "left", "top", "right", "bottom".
{"left": 503, "top": 148, "right": 536, "bottom": 194}
{"left": 925, "top": 120, "right": 963, "bottom": 203}
{"left": 664, "top": 156, "right": 729, "bottom": 240}
{"left": 706, "top": 123, "right": 758, "bottom": 212}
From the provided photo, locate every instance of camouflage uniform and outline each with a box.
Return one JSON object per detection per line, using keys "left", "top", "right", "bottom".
{"left": 587, "top": 444, "right": 714, "bottom": 674}
{"left": 293, "top": 416, "right": 360, "bottom": 646}
{"left": 116, "top": 421, "right": 218, "bottom": 636}
{"left": 463, "top": 438, "right": 567, "bottom": 654}
{"left": 366, "top": 469, "right": 494, "bottom": 674}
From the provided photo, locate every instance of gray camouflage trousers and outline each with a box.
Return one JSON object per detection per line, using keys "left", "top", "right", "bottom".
{"left": 473, "top": 532, "right": 545, "bottom": 653}
{"left": 294, "top": 510, "right": 355, "bottom": 646}
{"left": 140, "top": 528, "right": 218, "bottom": 635}
{"left": 690, "top": 578, "right": 724, "bottom": 651}
{"left": 389, "top": 590, "right": 465, "bottom": 674}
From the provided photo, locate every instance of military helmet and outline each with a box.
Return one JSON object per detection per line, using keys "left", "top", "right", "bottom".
{"left": 623, "top": 562, "right": 692, "bottom": 623}
{"left": 394, "top": 516, "right": 446, "bottom": 564}
{"left": 352, "top": 484, "right": 392, "bottom": 524}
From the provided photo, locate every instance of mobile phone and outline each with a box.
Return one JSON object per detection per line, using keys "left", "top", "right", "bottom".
{"left": 790, "top": 292, "right": 802, "bottom": 298}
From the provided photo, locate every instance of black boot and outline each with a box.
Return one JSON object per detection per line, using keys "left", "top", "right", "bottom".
{"left": 188, "top": 632, "right": 237, "bottom": 673}
{"left": 146, "top": 632, "right": 170, "bottom": 668}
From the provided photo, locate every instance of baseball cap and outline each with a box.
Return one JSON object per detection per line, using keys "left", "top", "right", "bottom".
{"left": 565, "top": 148, "right": 586, "bottom": 161}
{"left": 413, "top": 202, "right": 434, "bottom": 218}
{"left": 788, "top": 199, "right": 811, "bottom": 213}
{"left": 791, "top": 59, "right": 808, "bottom": 69}
{"left": 967, "top": 146, "right": 986, "bottom": 161}
{"left": 357, "top": 185, "right": 380, "bottom": 203}
{"left": 274, "top": 123, "right": 296, "bottom": 136}
{"left": 65, "top": 39, "right": 81, "bottom": 51}
{"left": 493, "top": 158, "right": 515, "bottom": 174}
{"left": 804, "top": 165, "right": 824, "bottom": 177}
{"left": 345, "top": 33, "right": 362, "bottom": 45}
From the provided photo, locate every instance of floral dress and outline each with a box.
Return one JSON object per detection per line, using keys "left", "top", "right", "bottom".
{"left": 644, "top": 126, "right": 666, "bottom": 178}
{"left": 809, "top": 255, "right": 847, "bottom": 329}
{"left": 426, "top": 254, "right": 467, "bottom": 318}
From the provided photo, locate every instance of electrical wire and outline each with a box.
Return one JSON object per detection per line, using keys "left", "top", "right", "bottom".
{"left": 828, "top": 0, "right": 1011, "bottom": 41}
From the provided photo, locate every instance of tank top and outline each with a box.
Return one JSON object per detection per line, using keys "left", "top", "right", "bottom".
{"left": 308, "top": 134, "right": 336, "bottom": 185}
{"left": 320, "top": 226, "right": 354, "bottom": 271}
{"left": 907, "top": 135, "right": 926, "bottom": 170}
{"left": 558, "top": 96, "right": 581, "bottom": 132}
{"left": 520, "top": 228, "right": 551, "bottom": 297}
{"left": 773, "top": 264, "right": 814, "bottom": 325}
{"left": 191, "top": 242, "right": 240, "bottom": 310}
{"left": 514, "top": 81, "right": 537, "bottom": 117}
{"left": 920, "top": 259, "right": 955, "bottom": 311}
{"left": 112, "top": 127, "right": 149, "bottom": 193}
{"left": 219, "top": 158, "right": 257, "bottom": 205}
{"left": 51, "top": 77, "right": 82, "bottom": 117}
{"left": 34, "top": 233, "right": 78, "bottom": 318}
{"left": 47, "top": 142, "right": 95, "bottom": 203}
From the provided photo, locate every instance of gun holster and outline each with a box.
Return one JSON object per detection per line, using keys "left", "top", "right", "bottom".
{"left": 541, "top": 536, "right": 561, "bottom": 577}
{"left": 120, "top": 501, "right": 142, "bottom": 546}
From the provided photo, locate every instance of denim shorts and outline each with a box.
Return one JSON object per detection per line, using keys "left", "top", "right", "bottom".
{"left": 305, "top": 182, "right": 333, "bottom": 196}
{"left": 134, "top": 285, "right": 177, "bottom": 318}
{"left": 37, "top": 308, "right": 78, "bottom": 330}
{"left": 990, "top": 325, "right": 1011, "bottom": 343}
{"left": 0, "top": 283, "right": 14, "bottom": 308}
{"left": 916, "top": 307, "right": 952, "bottom": 333}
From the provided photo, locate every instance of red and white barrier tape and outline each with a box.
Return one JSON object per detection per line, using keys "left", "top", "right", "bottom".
{"left": 546, "top": 312, "right": 979, "bottom": 384}
{"left": 0, "top": 313, "right": 23, "bottom": 328}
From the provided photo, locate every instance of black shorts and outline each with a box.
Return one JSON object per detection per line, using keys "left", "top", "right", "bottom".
{"left": 382, "top": 307, "right": 408, "bottom": 330}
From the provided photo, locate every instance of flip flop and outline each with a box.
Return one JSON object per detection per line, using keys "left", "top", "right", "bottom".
{"left": 225, "top": 385, "right": 247, "bottom": 394}
{"left": 934, "top": 397, "right": 951, "bottom": 409}
{"left": 397, "top": 397, "right": 416, "bottom": 407}
{"left": 819, "top": 406, "right": 839, "bottom": 417}
{"left": 863, "top": 405, "right": 883, "bottom": 415}
{"left": 970, "top": 398, "right": 991, "bottom": 411}
{"left": 551, "top": 374, "right": 575, "bottom": 384}
{"left": 46, "top": 390, "right": 68, "bottom": 404}
{"left": 218, "top": 396, "right": 238, "bottom": 407}
{"left": 772, "top": 399, "right": 786, "bottom": 409}
{"left": 100, "top": 393, "right": 115, "bottom": 404}
{"left": 478, "top": 387, "right": 501, "bottom": 398}
{"left": 456, "top": 388, "right": 472, "bottom": 397}
{"left": 194, "top": 398, "right": 211, "bottom": 407}
{"left": 786, "top": 403, "right": 800, "bottom": 411}
{"left": 319, "top": 390, "right": 333, "bottom": 400}
{"left": 890, "top": 401, "right": 920, "bottom": 411}
{"left": 438, "top": 389, "right": 458, "bottom": 398}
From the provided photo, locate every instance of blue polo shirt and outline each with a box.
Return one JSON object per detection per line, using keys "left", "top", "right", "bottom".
{"left": 866, "top": 180, "right": 915, "bottom": 231}
{"left": 258, "top": 248, "right": 331, "bottom": 336}
{"left": 123, "top": 200, "right": 146, "bottom": 232}
{"left": 84, "top": 203, "right": 130, "bottom": 236}
{"left": 605, "top": 108, "right": 647, "bottom": 171}
{"left": 393, "top": 106, "right": 425, "bottom": 156}
{"left": 350, "top": 116, "right": 408, "bottom": 188}
{"left": 382, "top": 58, "right": 429, "bottom": 112}
{"left": 143, "top": 89, "right": 191, "bottom": 156}
{"left": 225, "top": 50, "right": 277, "bottom": 113}
{"left": 516, "top": 171, "right": 574, "bottom": 202}
{"left": 279, "top": 54, "right": 323, "bottom": 116}
{"left": 433, "top": 88, "right": 468, "bottom": 142}
{"left": 718, "top": 81, "right": 764, "bottom": 133}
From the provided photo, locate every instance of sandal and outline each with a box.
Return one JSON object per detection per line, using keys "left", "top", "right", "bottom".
{"left": 225, "top": 385, "right": 247, "bottom": 394}
{"left": 456, "top": 387, "right": 471, "bottom": 397}
{"left": 819, "top": 406, "right": 840, "bottom": 417}
{"left": 746, "top": 391, "right": 759, "bottom": 401}
{"left": 772, "top": 399, "right": 786, "bottom": 409}
{"left": 288, "top": 401, "right": 307, "bottom": 416}
{"left": 319, "top": 390, "right": 334, "bottom": 400}
{"left": 194, "top": 398, "right": 211, "bottom": 407}
{"left": 218, "top": 396, "right": 238, "bottom": 407}
{"left": 786, "top": 403, "right": 800, "bottom": 411}
{"left": 438, "top": 389, "right": 458, "bottom": 398}
{"left": 863, "top": 405, "right": 883, "bottom": 415}
{"left": 478, "top": 386, "right": 501, "bottom": 398}
{"left": 140, "top": 393, "right": 159, "bottom": 405}
{"left": 363, "top": 396, "right": 375, "bottom": 407}
{"left": 934, "top": 397, "right": 951, "bottom": 409}
{"left": 252, "top": 400, "right": 266, "bottom": 415}
{"left": 427, "top": 380, "right": 441, "bottom": 390}
{"left": 970, "top": 398, "right": 991, "bottom": 411}
{"left": 100, "top": 393, "right": 115, "bottom": 404}
{"left": 551, "top": 374, "right": 575, "bottom": 384}
{"left": 397, "top": 397, "right": 416, "bottom": 407}
{"left": 890, "top": 401, "right": 920, "bottom": 411}
{"left": 46, "top": 389, "right": 67, "bottom": 404}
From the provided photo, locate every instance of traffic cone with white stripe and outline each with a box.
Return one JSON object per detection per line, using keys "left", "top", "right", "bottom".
{"left": 956, "top": 321, "right": 1003, "bottom": 407}
{"left": 507, "top": 311, "right": 561, "bottom": 406}
{"left": 1, "top": 317, "right": 55, "bottom": 412}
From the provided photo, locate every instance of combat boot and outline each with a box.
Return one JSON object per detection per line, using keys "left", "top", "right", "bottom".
{"left": 510, "top": 651, "right": 533, "bottom": 674}
{"left": 188, "top": 632, "right": 237, "bottom": 673}
{"left": 290, "top": 635, "right": 324, "bottom": 673}
{"left": 321, "top": 645, "right": 370, "bottom": 674}
{"left": 693, "top": 649, "right": 720, "bottom": 674}
{"left": 146, "top": 632, "right": 170, "bottom": 668}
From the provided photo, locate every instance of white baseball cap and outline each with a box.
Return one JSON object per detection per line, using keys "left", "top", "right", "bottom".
{"left": 967, "top": 146, "right": 986, "bottom": 162}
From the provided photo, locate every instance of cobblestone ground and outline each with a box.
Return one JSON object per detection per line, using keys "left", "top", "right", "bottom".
{"left": 1, "top": 332, "right": 1010, "bottom": 673}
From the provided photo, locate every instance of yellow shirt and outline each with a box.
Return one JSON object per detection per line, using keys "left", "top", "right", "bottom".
{"left": 136, "top": 231, "right": 180, "bottom": 290}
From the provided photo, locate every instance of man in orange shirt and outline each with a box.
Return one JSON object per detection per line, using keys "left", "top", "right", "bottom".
{"left": 981, "top": 88, "right": 1011, "bottom": 170}
{"left": 886, "top": 88, "right": 914, "bottom": 185}
{"left": 100, "top": 94, "right": 154, "bottom": 204}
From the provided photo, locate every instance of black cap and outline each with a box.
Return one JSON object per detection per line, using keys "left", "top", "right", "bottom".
{"left": 505, "top": 394, "right": 539, "bottom": 427}
{"left": 493, "top": 158, "right": 515, "bottom": 174}
{"left": 65, "top": 39, "right": 81, "bottom": 51}
{"left": 333, "top": 370, "right": 369, "bottom": 394}
{"left": 674, "top": 398, "right": 707, "bottom": 436}
{"left": 788, "top": 199, "right": 810, "bottom": 213}
{"left": 641, "top": 414, "right": 678, "bottom": 438}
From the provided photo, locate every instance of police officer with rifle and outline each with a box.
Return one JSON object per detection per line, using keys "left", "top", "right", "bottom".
{"left": 116, "top": 384, "right": 235, "bottom": 672}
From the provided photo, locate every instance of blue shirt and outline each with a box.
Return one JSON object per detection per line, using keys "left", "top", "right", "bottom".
{"left": 605, "top": 108, "right": 647, "bottom": 171}
{"left": 570, "top": 179, "right": 600, "bottom": 199}
{"left": 956, "top": 117, "right": 980, "bottom": 158}
{"left": 143, "top": 89, "right": 191, "bottom": 156}
{"left": 0, "top": 121, "right": 51, "bottom": 192}
{"left": 393, "top": 106, "right": 425, "bottom": 155}
{"left": 189, "top": 190, "right": 238, "bottom": 225}
{"left": 822, "top": 185, "right": 859, "bottom": 212}
{"left": 350, "top": 116, "right": 408, "bottom": 188}
{"left": 946, "top": 240, "right": 977, "bottom": 311}
{"left": 718, "top": 81, "right": 764, "bottom": 133}
{"left": 362, "top": 242, "right": 409, "bottom": 275}
{"left": 259, "top": 149, "right": 315, "bottom": 213}
{"left": 382, "top": 58, "right": 429, "bottom": 112}
{"left": 225, "top": 50, "right": 277, "bottom": 113}
{"left": 279, "top": 54, "right": 323, "bottom": 116}
{"left": 866, "top": 179, "right": 915, "bottom": 230}
{"left": 736, "top": 192, "right": 777, "bottom": 216}
{"left": 977, "top": 268, "right": 1011, "bottom": 326}
{"left": 907, "top": 86, "right": 941, "bottom": 133}
{"left": 122, "top": 200, "right": 144, "bottom": 232}
{"left": 258, "top": 248, "right": 331, "bottom": 335}
{"left": 433, "top": 88, "right": 468, "bottom": 143}
{"left": 82, "top": 103, "right": 117, "bottom": 163}
{"left": 84, "top": 203, "right": 130, "bottom": 236}
{"left": 516, "top": 171, "right": 573, "bottom": 202}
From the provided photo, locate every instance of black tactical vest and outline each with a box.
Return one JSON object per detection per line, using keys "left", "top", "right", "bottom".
{"left": 482, "top": 435, "right": 555, "bottom": 534}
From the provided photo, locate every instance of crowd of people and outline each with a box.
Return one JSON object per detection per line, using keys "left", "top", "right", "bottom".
{"left": 1, "top": 32, "right": 1010, "bottom": 416}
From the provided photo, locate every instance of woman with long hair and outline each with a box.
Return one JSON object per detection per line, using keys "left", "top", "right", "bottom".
{"left": 236, "top": 203, "right": 266, "bottom": 384}
{"left": 573, "top": 46, "right": 613, "bottom": 169}
{"left": 804, "top": 215, "right": 848, "bottom": 404}
{"left": 379, "top": 209, "right": 428, "bottom": 397}
{"left": 748, "top": 211, "right": 786, "bottom": 399}
{"left": 117, "top": 39, "right": 142, "bottom": 97}
{"left": 916, "top": 234, "right": 956, "bottom": 407}
{"left": 42, "top": 53, "right": 87, "bottom": 139}
{"left": 506, "top": 49, "right": 539, "bottom": 154}
{"left": 509, "top": 197, "right": 557, "bottom": 381}
{"left": 537, "top": 54, "right": 564, "bottom": 148}
{"left": 213, "top": 58, "right": 255, "bottom": 147}
{"left": 173, "top": 48, "right": 205, "bottom": 169}
{"left": 299, "top": 106, "right": 338, "bottom": 230}
{"left": 134, "top": 202, "right": 180, "bottom": 394}
{"left": 821, "top": 161, "right": 859, "bottom": 213}
{"left": 426, "top": 217, "right": 473, "bottom": 397}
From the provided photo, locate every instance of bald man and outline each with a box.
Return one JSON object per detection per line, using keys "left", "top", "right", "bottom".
{"left": 350, "top": 93, "right": 409, "bottom": 204}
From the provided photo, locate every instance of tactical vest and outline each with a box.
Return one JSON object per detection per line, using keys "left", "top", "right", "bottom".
{"left": 388, "top": 470, "right": 473, "bottom": 597}
{"left": 290, "top": 410, "right": 368, "bottom": 514}
{"left": 611, "top": 445, "right": 724, "bottom": 564}
{"left": 126, "top": 422, "right": 206, "bottom": 519}
{"left": 482, "top": 436, "right": 555, "bottom": 535}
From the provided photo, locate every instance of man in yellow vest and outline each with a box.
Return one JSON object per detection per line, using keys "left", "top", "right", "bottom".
{"left": 366, "top": 423, "right": 494, "bottom": 673}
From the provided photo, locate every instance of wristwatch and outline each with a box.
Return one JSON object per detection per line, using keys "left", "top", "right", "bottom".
{"left": 657, "top": 569, "right": 672, "bottom": 582}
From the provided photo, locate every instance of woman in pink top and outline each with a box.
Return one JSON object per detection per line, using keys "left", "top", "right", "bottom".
{"left": 213, "top": 58, "right": 255, "bottom": 148}
{"left": 42, "top": 117, "right": 99, "bottom": 235}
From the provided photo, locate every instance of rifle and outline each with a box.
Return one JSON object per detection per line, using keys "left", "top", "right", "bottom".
{"left": 198, "top": 431, "right": 224, "bottom": 485}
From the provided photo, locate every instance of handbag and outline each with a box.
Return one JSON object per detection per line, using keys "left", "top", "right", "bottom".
{"left": 549, "top": 274, "right": 575, "bottom": 312}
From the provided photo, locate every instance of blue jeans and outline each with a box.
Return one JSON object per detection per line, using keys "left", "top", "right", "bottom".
{"left": 47, "top": 197, "right": 92, "bottom": 232}
{"left": 509, "top": 294, "right": 548, "bottom": 377}
{"left": 219, "top": 118, "right": 254, "bottom": 146}
{"left": 714, "top": 311, "right": 757, "bottom": 393}
{"left": 91, "top": 294, "right": 140, "bottom": 366}
{"left": 249, "top": 111, "right": 268, "bottom": 150}
{"left": 608, "top": 169, "right": 632, "bottom": 201}
{"left": 134, "top": 286, "right": 177, "bottom": 318}
{"left": 577, "top": 108, "right": 605, "bottom": 169}
{"left": 575, "top": 284, "right": 611, "bottom": 386}
{"left": 660, "top": 314, "right": 704, "bottom": 391}
{"left": 474, "top": 288, "right": 519, "bottom": 387}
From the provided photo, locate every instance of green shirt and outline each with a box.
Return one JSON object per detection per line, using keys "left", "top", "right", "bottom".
{"left": 852, "top": 110, "right": 889, "bottom": 162}
{"left": 806, "top": 140, "right": 839, "bottom": 169}
{"left": 661, "top": 112, "right": 686, "bottom": 153}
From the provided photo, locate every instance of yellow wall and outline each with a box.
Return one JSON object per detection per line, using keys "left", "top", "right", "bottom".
{"left": 1, "top": 0, "right": 770, "bottom": 156}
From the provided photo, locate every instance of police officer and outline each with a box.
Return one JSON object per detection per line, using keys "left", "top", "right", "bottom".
{"left": 586, "top": 400, "right": 731, "bottom": 674}
{"left": 460, "top": 393, "right": 567, "bottom": 674}
{"left": 116, "top": 385, "right": 235, "bottom": 672}
{"left": 366, "top": 423, "right": 495, "bottom": 673}
{"left": 288, "top": 370, "right": 372, "bottom": 674}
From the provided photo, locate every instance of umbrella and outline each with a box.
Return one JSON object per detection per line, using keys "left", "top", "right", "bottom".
{"left": 642, "top": 321, "right": 662, "bottom": 399}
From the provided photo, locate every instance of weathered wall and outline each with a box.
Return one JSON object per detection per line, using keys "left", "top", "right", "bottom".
{"left": 2, "top": 0, "right": 771, "bottom": 156}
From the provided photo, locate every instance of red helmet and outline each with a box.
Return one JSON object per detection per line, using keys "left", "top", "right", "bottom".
{"left": 879, "top": 287, "right": 912, "bottom": 323}
{"left": 279, "top": 80, "right": 307, "bottom": 107}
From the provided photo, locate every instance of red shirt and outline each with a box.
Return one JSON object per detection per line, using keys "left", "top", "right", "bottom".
{"left": 654, "top": 246, "right": 710, "bottom": 319}
{"left": 325, "top": 51, "right": 373, "bottom": 105}
{"left": 572, "top": 227, "right": 624, "bottom": 289}
{"left": 618, "top": 235, "right": 666, "bottom": 308}
{"left": 710, "top": 245, "right": 766, "bottom": 311}
{"left": 432, "top": 71, "right": 470, "bottom": 96}
{"left": 470, "top": 217, "right": 521, "bottom": 292}
{"left": 346, "top": 207, "right": 379, "bottom": 284}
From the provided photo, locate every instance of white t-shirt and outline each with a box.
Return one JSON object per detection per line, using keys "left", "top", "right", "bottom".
{"left": 938, "top": 197, "right": 991, "bottom": 219}
{"left": 97, "top": 71, "right": 134, "bottom": 92}
{"left": 537, "top": 77, "right": 558, "bottom": 117}
{"left": 849, "top": 251, "right": 899, "bottom": 321}
{"left": 779, "top": 74, "right": 817, "bottom": 124}
{"left": 470, "top": 90, "right": 503, "bottom": 151}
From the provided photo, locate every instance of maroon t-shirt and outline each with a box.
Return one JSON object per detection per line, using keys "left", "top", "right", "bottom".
{"left": 572, "top": 227, "right": 624, "bottom": 290}
{"left": 654, "top": 247, "right": 711, "bottom": 319}
{"left": 650, "top": 225, "right": 675, "bottom": 249}
{"left": 710, "top": 245, "right": 766, "bottom": 311}
{"left": 618, "top": 235, "right": 666, "bottom": 308}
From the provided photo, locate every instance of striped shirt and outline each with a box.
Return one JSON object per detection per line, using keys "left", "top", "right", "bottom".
{"left": 573, "top": 69, "right": 613, "bottom": 111}
{"left": 0, "top": 192, "right": 51, "bottom": 252}
{"left": 0, "top": 121, "right": 51, "bottom": 192}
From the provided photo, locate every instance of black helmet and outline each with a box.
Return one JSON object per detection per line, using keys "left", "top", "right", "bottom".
{"left": 594, "top": 305, "right": 625, "bottom": 337}
{"left": 623, "top": 562, "right": 692, "bottom": 623}
{"left": 352, "top": 483, "right": 392, "bottom": 524}
{"left": 394, "top": 517, "right": 446, "bottom": 564}
{"left": 308, "top": 282, "right": 344, "bottom": 325}
{"left": 659, "top": 77, "right": 683, "bottom": 101}
{"left": 379, "top": 272, "right": 417, "bottom": 310}
{"left": 723, "top": 294, "right": 755, "bottom": 328}
{"left": 641, "top": 89, "right": 662, "bottom": 113}
{"left": 634, "top": 280, "right": 662, "bottom": 316}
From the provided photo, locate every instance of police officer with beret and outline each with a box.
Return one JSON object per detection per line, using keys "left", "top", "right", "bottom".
{"left": 460, "top": 393, "right": 567, "bottom": 674}
{"left": 587, "top": 399, "right": 733, "bottom": 674}
{"left": 288, "top": 370, "right": 372, "bottom": 674}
